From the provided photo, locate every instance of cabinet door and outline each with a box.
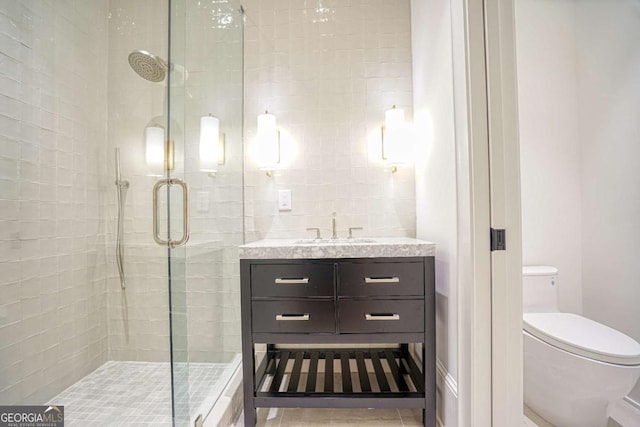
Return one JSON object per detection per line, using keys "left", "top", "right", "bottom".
{"left": 251, "top": 263, "right": 334, "bottom": 298}
{"left": 339, "top": 261, "right": 424, "bottom": 297}
{"left": 338, "top": 300, "right": 424, "bottom": 333}
{"left": 252, "top": 300, "right": 335, "bottom": 333}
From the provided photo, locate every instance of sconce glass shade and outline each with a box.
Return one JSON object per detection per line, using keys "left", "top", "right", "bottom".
{"left": 145, "top": 125, "right": 165, "bottom": 176}
{"left": 383, "top": 106, "right": 411, "bottom": 167}
{"left": 199, "top": 115, "right": 220, "bottom": 172}
{"left": 256, "top": 111, "right": 280, "bottom": 172}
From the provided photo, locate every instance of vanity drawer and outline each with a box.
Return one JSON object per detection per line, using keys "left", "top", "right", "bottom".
{"left": 251, "top": 263, "right": 334, "bottom": 298}
{"left": 338, "top": 261, "right": 424, "bottom": 296}
{"left": 252, "top": 300, "right": 335, "bottom": 333}
{"left": 338, "top": 300, "right": 424, "bottom": 333}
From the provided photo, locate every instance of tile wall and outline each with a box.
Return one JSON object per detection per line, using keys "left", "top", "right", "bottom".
{"left": 0, "top": 0, "right": 245, "bottom": 404}
{"left": 182, "top": 0, "right": 245, "bottom": 363}
{"left": 243, "top": 0, "right": 416, "bottom": 241}
{"left": 0, "top": 0, "right": 110, "bottom": 404}
{"left": 105, "top": 0, "right": 245, "bottom": 363}
{"left": 105, "top": 0, "right": 172, "bottom": 363}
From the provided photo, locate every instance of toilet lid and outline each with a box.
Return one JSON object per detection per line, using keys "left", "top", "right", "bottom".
{"left": 524, "top": 313, "right": 640, "bottom": 366}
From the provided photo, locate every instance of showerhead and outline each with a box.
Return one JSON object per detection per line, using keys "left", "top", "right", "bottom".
{"left": 128, "top": 50, "right": 167, "bottom": 82}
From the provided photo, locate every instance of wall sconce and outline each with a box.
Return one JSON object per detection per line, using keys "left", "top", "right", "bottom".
{"left": 381, "top": 105, "right": 411, "bottom": 173}
{"left": 256, "top": 110, "right": 280, "bottom": 177}
{"left": 199, "top": 114, "right": 225, "bottom": 177}
{"left": 145, "top": 124, "right": 173, "bottom": 177}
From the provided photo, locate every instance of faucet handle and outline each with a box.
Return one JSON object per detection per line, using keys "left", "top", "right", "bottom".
{"left": 348, "top": 227, "right": 363, "bottom": 238}
{"left": 306, "top": 227, "right": 321, "bottom": 239}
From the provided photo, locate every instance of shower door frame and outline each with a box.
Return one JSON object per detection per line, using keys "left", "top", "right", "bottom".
{"left": 164, "top": 0, "right": 245, "bottom": 424}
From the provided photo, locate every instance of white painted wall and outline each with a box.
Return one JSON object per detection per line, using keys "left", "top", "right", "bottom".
{"left": 517, "top": 0, "right": 640, "bottom": 406}
{"left": 575, "top": 0, "right": 640, "bottom": 348}
{"left": 411, "top": 0, "right": 458, "bottom": 425}
{"left": 575, "top": 0, "right": 640, "bottom": 404}
{"left": 243, "top": 0, "right": 415, "bottom": 241}
{"left": 515, "top": 0, "right": 583, "bottom": 315}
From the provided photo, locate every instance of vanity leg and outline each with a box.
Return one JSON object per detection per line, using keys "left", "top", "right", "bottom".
{"left": 240, "top": 259, "right": 256, "bottom": 426}
{"left": 243, "top": 406, "right": 256, "bottom": 427}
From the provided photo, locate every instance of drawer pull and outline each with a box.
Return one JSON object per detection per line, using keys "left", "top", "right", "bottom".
{"left": 365, "top": 313, "right": 400, "bottom": 321}
{"left": 276, "top": 314, "right": 310, "bottom": 321}
{"left": 365, "top": 277, "right": 400, "bottom": 284}
{"left": 275, "top": 278, "right": 309, "bottom": 284}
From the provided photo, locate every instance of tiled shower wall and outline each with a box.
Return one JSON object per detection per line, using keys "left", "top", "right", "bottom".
{"left": 243, "top": 0, "right": 416, "bottom": 241}
{"left": 0, "top": 1, "right": 110, "bottom": 404}
{"left": 0, "top": 0, "right": 245, "bottom": 405}
{"left": 181, "top": 0, "right": 244, "bottom": 363}
{"left": 106, "top": 0, "right": 244, "bottom": 363}
{"left": 105, "top": 0, "right": 172, "bottom": 363}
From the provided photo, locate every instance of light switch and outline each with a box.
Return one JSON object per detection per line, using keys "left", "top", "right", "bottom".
{"left": 278, "top": 189, "right": 292, "bottom": 211}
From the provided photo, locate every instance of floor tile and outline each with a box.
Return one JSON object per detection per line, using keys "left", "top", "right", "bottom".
{"left": 48, "top": 360, "right": 236, "bottom": 425}
{"left": 399, "top": 408, "right": 424, "bottom": 426}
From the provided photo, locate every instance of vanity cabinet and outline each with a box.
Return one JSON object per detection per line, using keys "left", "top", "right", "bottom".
{"left": 240, "top": 255, "right": 435, "bottom": 427}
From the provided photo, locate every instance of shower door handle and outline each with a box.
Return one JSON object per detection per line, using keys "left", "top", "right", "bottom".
{"left": 153, "top": 178, "right": 190, "bottom": 248}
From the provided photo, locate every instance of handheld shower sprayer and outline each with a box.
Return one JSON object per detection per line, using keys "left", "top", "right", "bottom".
{"left": 115, "top": 148, "right": 129, "bottom": 290}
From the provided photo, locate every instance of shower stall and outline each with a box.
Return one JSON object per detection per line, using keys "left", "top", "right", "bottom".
{"left": 0, "top": 0, "right": 244, "bottom": 425}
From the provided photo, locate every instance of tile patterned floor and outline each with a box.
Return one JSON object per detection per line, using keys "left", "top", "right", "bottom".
{"left": 234, "top": 408, "right": 426, "bottom": 427}
{"left": 48, "top": 360, "right": 237, "bottom": 426}
{"left": 233, "top": 408, "right": 545, "bottom": 427}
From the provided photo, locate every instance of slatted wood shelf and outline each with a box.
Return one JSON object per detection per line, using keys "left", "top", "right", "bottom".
{"left": 255, "top": 348, "right": 424, "bottom": 400}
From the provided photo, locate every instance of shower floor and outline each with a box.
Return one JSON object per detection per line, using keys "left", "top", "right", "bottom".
{"left": 48, "top": 358, "right": 240, "bottom": 426}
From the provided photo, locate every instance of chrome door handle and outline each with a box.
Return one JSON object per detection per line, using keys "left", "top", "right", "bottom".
{"left": 153, "top": 178, "right": 190, "bottom": 248}
{"left": 276, "top": 314, "right": 310, "bottom": 321}
{"left": 365, "top": 277, "right": 400, "bottom": 284}
{"left": 365, "top": 313, "right": 400, "bottom": 321}
{"left": 275, "top": 278, "right": 309, "bottom": 284}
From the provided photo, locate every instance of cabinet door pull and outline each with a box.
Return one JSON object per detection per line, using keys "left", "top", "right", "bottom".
{"left": 276, "top": 314, "right": 310, "bottom": 321}
{"left": 365, "top": 313, "right": 400, "bottom": 321}
{"left": 275, "top": 278, "right": 310, "bottom": 284}
{"left": 365, "top": 277, "right": 400, "bottom": 284}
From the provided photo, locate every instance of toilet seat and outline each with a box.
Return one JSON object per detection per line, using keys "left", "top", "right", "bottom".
{"left": 523, "top": 312, "right": 640, "bottom": 366}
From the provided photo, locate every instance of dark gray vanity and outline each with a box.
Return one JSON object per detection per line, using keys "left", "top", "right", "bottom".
{"left": 239, "top": 238, "right": 436, "bottom": 427}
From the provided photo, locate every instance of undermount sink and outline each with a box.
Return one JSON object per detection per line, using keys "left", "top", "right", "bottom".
{"left": 293, "top": 238, "right": 377, "bottom": 244}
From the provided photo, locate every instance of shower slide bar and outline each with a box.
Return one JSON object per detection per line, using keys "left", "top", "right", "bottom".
{"left": 114, "top": 148, "right": 130, "bottom": 290}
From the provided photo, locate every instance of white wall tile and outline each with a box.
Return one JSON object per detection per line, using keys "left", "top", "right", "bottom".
{"left": 0, "top": 0, "right": 110, "bottom": 404}
{"left": 243, "top": 0, "right": 415, "bottom": 240}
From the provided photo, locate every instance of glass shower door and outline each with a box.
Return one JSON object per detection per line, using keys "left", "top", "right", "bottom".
{"left": 166, "top": 0, "right": 245, "bottom": 424}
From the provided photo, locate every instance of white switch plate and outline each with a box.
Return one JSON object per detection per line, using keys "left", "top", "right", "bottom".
{"left": 278, "top": 189, "right": 292, "bottom": 211}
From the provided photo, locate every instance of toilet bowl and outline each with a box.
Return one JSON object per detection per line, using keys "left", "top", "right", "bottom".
{"left": 522, "top": 266, "right": 640, "bottom": 427}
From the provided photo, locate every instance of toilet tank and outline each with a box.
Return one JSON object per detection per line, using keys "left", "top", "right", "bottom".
{"left": 522, "top": 266, "right": 559, "bottom": 313}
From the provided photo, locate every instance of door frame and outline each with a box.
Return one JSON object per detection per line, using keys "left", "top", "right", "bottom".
{"left": 457, "top": 0, "right": 522, "bottom": 425}
{"left": 454, "top": 0, "right": 492, "bottom": 425}
{"left": 483, "top": 0, "right": 523, "bottom": 426}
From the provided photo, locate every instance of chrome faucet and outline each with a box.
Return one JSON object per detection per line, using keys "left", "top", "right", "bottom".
{"left": 332, "top": 212, "right": 337, "bottom": 239}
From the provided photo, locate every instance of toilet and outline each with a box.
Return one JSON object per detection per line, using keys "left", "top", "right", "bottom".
{"left": 523, "top": 266, "right": 640, "bottom": 427}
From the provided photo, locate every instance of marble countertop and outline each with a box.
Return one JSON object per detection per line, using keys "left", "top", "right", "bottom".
{"left": 239, "top": 237, "right": 435, "bottom": 259}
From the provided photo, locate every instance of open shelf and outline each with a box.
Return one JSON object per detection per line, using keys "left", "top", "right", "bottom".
{"left": 255, "top": 347, "right": 424, "bottom": 400}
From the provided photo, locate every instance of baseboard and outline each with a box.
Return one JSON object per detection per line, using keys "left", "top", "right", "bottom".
{"left": 435, "top": 358, "right": 458, "bottom": 427}
{"left": 436, "top": 359, "right": 458, "bottom": 398}
{"left": 609, "top": 397, "right": 640, "bottom": 426}
{"left": 624, "top": 395, "right": 640, "bottom": 411}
